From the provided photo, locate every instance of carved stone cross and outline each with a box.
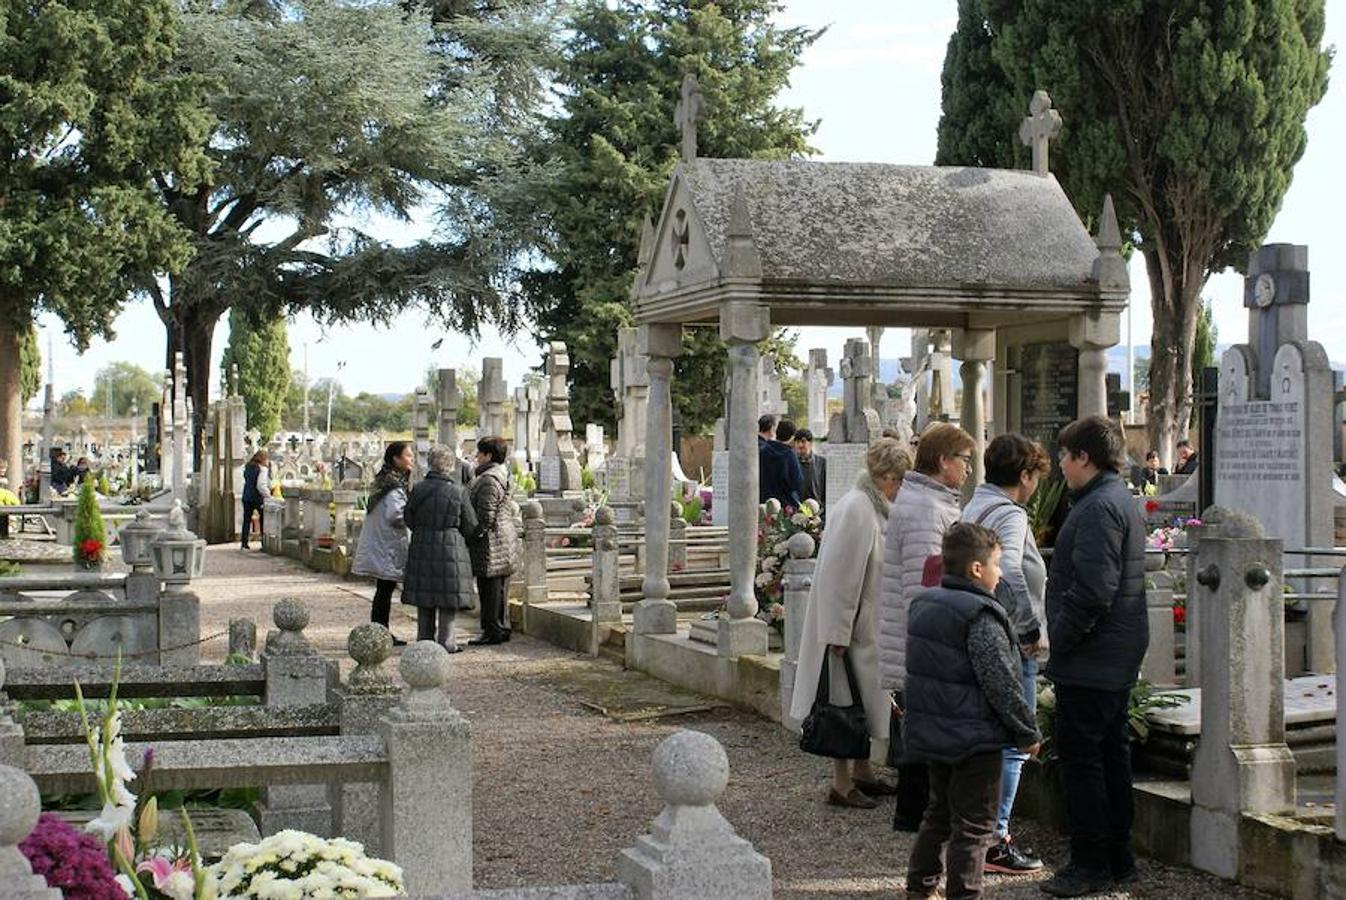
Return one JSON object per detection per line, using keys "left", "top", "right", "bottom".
{"left": 675, "top": 73, "right": 704, "bottom": 162}
{"left": 1019, "top": 90, "right": 1062, "bottom": 177}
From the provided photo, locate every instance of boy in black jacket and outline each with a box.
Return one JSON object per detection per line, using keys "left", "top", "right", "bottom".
{"left": 902, "top": 523, "right": 1042, "bottom": 900}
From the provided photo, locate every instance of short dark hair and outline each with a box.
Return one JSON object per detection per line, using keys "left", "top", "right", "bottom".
{"left": 1176, "top": 440, "right": 1193, "bottom": 450}
{"left": 1145, "top": 450, "right": 1160, "bottom": 461}
{"left": 942, "top": 522, "right": 1000, "bottom": 579}
{"left": 775, "top": 419, "right": 797, "bottom": 442}
{"left": 794, "top": 428, "right": 814, "bottom": 443}
{"left": 477, "top": 436, "right": 509, "bottom": 464}
{"left": 1057, "top": 416, "right": 1127, "bottom": 472}
{"left": 983, "top": 433, "right": 1050, "bottom": 487}
{"left": 757, "top": 414, "right": 777, "bottom": 434}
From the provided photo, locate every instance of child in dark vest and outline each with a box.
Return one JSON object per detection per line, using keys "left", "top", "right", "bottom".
{"left": 901, "top": 522, "right": 1042, "bottom": 900}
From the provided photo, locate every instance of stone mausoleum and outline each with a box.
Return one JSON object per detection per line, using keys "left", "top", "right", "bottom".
{"left": 628, "top": 76, "right": 1131, "bottom": 661}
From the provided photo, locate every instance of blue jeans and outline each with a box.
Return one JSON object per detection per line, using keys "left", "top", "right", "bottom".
{"left": 995, "top": 654, "right": 1039, "bottom": 838}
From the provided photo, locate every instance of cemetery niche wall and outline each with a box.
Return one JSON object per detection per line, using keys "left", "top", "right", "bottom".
{"left": 626, "top": 75, "right": 1130, "bottom": 666}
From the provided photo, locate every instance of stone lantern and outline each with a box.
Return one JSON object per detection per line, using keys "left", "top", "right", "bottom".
{"left": 118, "top": 508, "right": 165, "bottom": 572}
{"left": 149, "top": 500, "right": 206, "bottom": 588}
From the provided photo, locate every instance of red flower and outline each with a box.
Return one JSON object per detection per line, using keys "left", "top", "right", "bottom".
{"left": 1172, "top": 605, "right": 1186, "bottom": 625}
{"left": 1144, "top": 500, "right": 1160, "bottom": 514}
{"left": 79, "top": 539, "right": 103, "bottom": 559}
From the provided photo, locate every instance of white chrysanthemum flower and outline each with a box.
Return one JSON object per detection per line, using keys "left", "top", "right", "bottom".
{"left": 86, "top": 798, "right": 133, "bottom": 841}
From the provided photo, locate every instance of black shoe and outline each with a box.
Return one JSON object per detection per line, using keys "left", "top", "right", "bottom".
{"left": 500, "top": 631, "right": 511, "bottom": 642}
{"left": 468, "top": 634, "right": 503, "bottom": 646}
{"left": 985, "top": 837, "right": 1044, "bottom": 874}
{"left": 854, "top": 777, "right": 898, "bottom": 797}
{"left": 391, "top": 637, "right": 408, "bottom": 647}
{"left": 1112, "top": 867, "right": 1140, "bottom": 886}
{"left": 892, "top": 816, "right": 922, "bottom": 833}
{"left": 826, "top": 787, "right": 878, "bottom": 809}
{"left": 1040, "top": 866, "right": 1112, "bottom": 897}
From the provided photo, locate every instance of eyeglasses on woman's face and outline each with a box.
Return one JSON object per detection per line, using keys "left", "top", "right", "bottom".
{"left": 954, "top": 453, "right": 973, "bottom": 467}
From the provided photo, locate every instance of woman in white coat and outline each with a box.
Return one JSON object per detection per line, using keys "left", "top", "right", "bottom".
{"left": 791, "top": 438, "right": 911, "bottom": 808}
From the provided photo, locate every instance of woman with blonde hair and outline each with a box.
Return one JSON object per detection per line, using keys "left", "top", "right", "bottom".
{"left": 878, "top": 421, "right": 976, "bottom": 828}
{"left": 792, "top": 438, "right": 911, "bottom": 808}
{"left": 240, "top": 449, "right": 270, "bottom": 550}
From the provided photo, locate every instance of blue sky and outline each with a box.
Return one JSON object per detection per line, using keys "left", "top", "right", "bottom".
{"left": 35, "top": 0, "right": 1345, "bottom": 403}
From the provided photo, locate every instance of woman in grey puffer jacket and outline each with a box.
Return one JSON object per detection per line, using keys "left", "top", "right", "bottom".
{"left": 879, "top": 422, "right": 975, "bottom": 829}
{"left": 467, "top": 436, "right": 519, "bottom": 645}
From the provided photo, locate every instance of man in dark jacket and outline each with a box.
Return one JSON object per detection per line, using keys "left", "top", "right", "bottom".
{"left": 904, "top": 522, "right": 1041, "bottom": 900}
{"left": 792, "top": 427, "right": 827, "bottom": 511}
{"left": 1041, "top": 415, "right": 1149, "bottom": 897}
{"left": 757, "top": 414, "right": 804, "bottom": 508}
{"left": 1174, "top": 439, "right": 1199, "bottom": 475}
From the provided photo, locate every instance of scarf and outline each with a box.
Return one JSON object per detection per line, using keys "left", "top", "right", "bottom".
{"left": 367, "top": 465, "right": 409, "bottom": 512}
{"left": 854, "top": 470, "right": 891, "bottom": 521}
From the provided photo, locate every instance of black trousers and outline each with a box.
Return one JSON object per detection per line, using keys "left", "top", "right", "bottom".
{"left": 417, "top": 606, "right": 455, "bottom": 645}
{"left": 0, "top": 513, "right": 9, "bottom": 539}
{"left": 906, "top": 751, "right": 1002, "bottom": 900}
{"left": 371, "top": 579, "right": 397, "bottom": 628}
{"left": 477, "top": 574, "right": 510, "bottom": 639}
{"left": 241, "top": 499, "right": 264, "bottom": 547}
{"left": 1055, "top": 684, "right": 1135, "bottom": 875}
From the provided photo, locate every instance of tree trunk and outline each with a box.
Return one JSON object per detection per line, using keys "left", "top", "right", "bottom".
{"left": 0, "top": 315, "right": 24, "bottom": 492}
{"left": 1144, "top": 245, "right": 1206, "bottom": 469}
{"left": 159, "top": 274, "right": 224, "bottom": 470}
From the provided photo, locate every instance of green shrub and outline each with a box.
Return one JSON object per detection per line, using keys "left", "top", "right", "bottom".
{"left": 72, "top": 474, "right": 107, "bottom": 569}
{"left": 96, "top": 472, "right": 112, "bottom": 496}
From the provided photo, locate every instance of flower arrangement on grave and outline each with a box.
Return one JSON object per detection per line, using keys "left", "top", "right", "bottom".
{"left": 98, "top": 472, "right": 114, "bottom": 497}
{"left": 19, "top": 812, "right": 126, "bottom": 899}
{"left": 753, "top": 497, "right": 823, "bottom": 632}
{"left": 0, "top": 484, "right": 20, "bottom": 506}
{"left": 65, "top": 661, "right": 403, "bottom": 900}
{"left": 73, "top": 473, "right": 108, "bottom": 569}
{"left": 210, "top": 832, "right": 403, "bottom": 899}
{"left": 1146, "top": 516, "right": 1201, "bottom": 552}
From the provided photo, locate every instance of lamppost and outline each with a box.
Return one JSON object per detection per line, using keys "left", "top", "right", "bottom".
{"left": 325, "top": 360, "right": 346, "bottom": 435}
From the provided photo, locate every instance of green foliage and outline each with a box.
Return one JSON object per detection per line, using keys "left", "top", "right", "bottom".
{"left": 937, "top": 0, "right": 1330, "bottom": 442}
{"left": 425, "top": 365, "right": 480, "bottom": 427}
{"left": 1026, "top": 475, "right": 1066, "bottom": 547}
{"left": 72, "top": 474, "right": 107, "bottom": 568}
{"left": 59, "top": 390, "right": 93, "bottom": 418}
{"left": 144, "top": 0, "right": 552, "bottom": 441}
{"left": 0, "top": 560, "right": 20, "bottom": 577}
{"left": 18, "top": 326, "right": 41, "bottom": 404}
{"left": 580, "top": 466, "right": 596, "bottom": 490}
{"left": 1191, "top": 298, "right": 1217, "bottom": 390}
{"left": 1035, "top": 679, "right": 1187, "bottom": 762}
{"left": 519, "top": 0, "right": 820, "bottom": 433}
{"left": 0, "top": 0, "right": 212, "bottom": 345}
{"left": 90, "top": 362, "right": 161, "bottom": 417}
{"left": 96, "top": 473, "right": 112, "bottom": 496}
{"left": 681, "top": 495, "right": 703, "bottom": 525}
{"left": 221, "top": 309, "right": 291, "bottom": 440}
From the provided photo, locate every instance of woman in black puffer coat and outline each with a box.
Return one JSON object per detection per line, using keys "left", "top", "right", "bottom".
{"left": 402, "top": 446, "right": 479, "bottom": 651}
{"left": 468, "top": 436, "right": 520, "bottom": 645}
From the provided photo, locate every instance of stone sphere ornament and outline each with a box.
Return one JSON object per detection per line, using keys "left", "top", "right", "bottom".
{"left": 787, "top": 532, "right": 816, "bottom": 559}
{"left": 0, "top": 764, "right": 41, "bottom": 848}
{"left": 273, "top": 597, "right": 310, "bottom": 634}
{"left": 400, "top": 640, "right": 451, "bottom": 691}
{"left": 652, "top": 729, "right": 730, "bottom": 808}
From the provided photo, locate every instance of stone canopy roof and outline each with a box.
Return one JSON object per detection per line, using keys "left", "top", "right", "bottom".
{"left": 686, "top": 158, "right": 1098, "bottom": 288}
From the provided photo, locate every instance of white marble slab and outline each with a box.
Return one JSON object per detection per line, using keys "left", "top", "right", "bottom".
{"left": 1146, "top": 674, "right": 1336, "bottom": 735}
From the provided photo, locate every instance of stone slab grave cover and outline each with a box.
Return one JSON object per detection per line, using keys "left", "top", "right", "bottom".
{"left": 1146, "top": 673, "right": 1336, "bottom": 736}
{"left": 605, "top": 456, "right": 633, "bottom": 501}
{"left": 816, "top": 442, "right": 868, "bottom": 511}
{"left": 710, "top": 451, "right": 729, "bottom": 526}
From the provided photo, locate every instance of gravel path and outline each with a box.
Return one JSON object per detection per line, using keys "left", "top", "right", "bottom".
{"left": 192, "top": 546, "right": 1271, "bottom": 899}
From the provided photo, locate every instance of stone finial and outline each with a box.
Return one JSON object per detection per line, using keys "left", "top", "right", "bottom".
{"left": 396, "top": 641, "right": 455, "bottom": 719}
{"left": 787, "top": 532, "right": 816, "bottom": 559}
{"left": 723, "top": 185, "right": 762, "bottom": 279}
{"left": 652, "top": 730, "right": 729, "bottom": 807}
{"left": 675, "top": 73, "right": 704, "bottom": 163}
{"left": 347, "top": 624, "right": 395, "bottom": 693}
{"left": 1019, "top": 89, "right": 1061, "bottom": 177}
{"left": 1091, "top": 193, "right": 1129, "bottom": 289}
{"left": 595, "top": 506, "right": 615, "bottom": 527}
{"left": 0, "top": 764, "right": 60, "bottom": 898}
{"left": 1213, "top": 508, "right": 1265, "bottom": 540}
{"left": 266, "top": 598, "right": 312, "bottom": 655}
{"left": 522, "top": 500, "right": 543, "bottom": 521}
{"left": 620, "top": 730, "right": 771, "bottom": 899}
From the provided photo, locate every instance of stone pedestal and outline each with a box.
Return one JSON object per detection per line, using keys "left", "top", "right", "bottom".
{"left": 158, "top": 588, "right": 201, "bottom": 668}
{"left": 1189, "top": 518, "right": 1296, "bottom": 879}
{"left": 0, "top": 766, "right": 62, "bottom": 898}
{"left": 779, "top": 535, "right": 816, "bottom": 731}
{"left": 1142, "top": 586, "right": 1177, "bottom": 687}
{"left": 257, "top": 600, "right": 336, "bottom": 837}
{"left": 333, "top": 624, "right": 399, "bottom": 855}
{"left": 590, "top": 509, "right": 621, "bottom": 656}
{"left": 618, "top": 731, "right": 771, "bottom": 900}
{"left": 380, "top": 642, "right": 473, "bottom": 895}
{"left": 634, "top": 325, "right": 681, "bottom": 636}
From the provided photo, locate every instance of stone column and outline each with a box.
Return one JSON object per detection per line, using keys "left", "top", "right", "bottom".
{"left": 634, "top": 324, "right": 682, "bottom": 635}
{"left": 380, "top": 641, "right": 472, "bottom": 895}
{"left": 590, "top": 507, "right": 621, "bottom": 656}
{"left": 0, "top": 765, "right": 62, "bottom": 898}
{"left": 1336, "top": 567, "right": 1346, "bottom": 842}
{"left": 618, "top": 730, "right": 771, "bottom": 900}
{"left": 436, "top": 368, "right": 461, "bottom": 451}
{"left": 1189, "top": 512, "right": 1295, "bottom": 879}
{"left": 171, "top": 352, "right": 188, "bottom": 503}
{"left": 258, "top": 599, "right": 336, "bottom": 836}
{"left": 332, "top": 624, "right": 400, "bottom": 855}
{"left": 780, "top": 534, "right": 816, "bottom": 731}
{"left": 520, "top": 501, "right": 547, "bottom": 624}
{"left": 1069, "top": 312, "right": 1120, "bottom": 419}
{"left": 954, "top": 328, "right": 995, "bottom": 490}
{"left": 720, "top": 303, "right": 769, "bottom": 657}
{"left": 1142, "top": 571, "right": 1177, "bottom": 687}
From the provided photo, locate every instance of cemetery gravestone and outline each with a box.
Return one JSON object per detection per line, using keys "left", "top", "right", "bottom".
{"left": 1019, "top": 342, "right": 1079, "bottom": 462}
{"left": 479, "top": 358, "right": 508, "bottom": 438}
{"left": 539, "top": 342, "right": 582, "bottom": 494}
{"left": 805, "top": 348, "right": 833, "bottom": 438}
{"left": 437, "top": 368, "right": 462, "bottom": 450}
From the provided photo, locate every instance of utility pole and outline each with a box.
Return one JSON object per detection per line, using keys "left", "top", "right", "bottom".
{"left": 302, "top": 342, "right": 310, "bottom": 436}
{"left": 325, "top": 361, "right": 346, "bottom": 435}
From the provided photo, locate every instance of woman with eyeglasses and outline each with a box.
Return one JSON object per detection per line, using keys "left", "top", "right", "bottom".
{"left": 877, "top": 421, "right": 976, "bottom": 830}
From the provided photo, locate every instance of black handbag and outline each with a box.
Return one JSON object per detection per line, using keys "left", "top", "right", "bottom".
{"left": 799, "top": 651, "right": 870, "bottom": 760}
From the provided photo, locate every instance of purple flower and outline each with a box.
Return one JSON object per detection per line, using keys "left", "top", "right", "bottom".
{"left": 19, "top": 813, "right": 125, "bottom": 900}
